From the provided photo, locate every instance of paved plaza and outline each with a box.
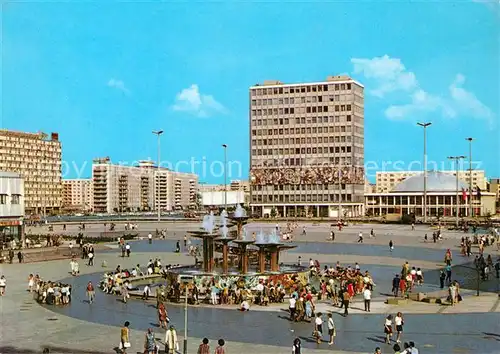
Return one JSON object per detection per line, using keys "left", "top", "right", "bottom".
{"left": 2, "top": 222, "right": 500, "bottom": 353}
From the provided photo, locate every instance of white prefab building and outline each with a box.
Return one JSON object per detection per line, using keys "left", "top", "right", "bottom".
{"left": 0, "top": 171, "right": 25, "bottom": 246}
{"left": 202, "top": 191, "right": 246, "bottom": 207}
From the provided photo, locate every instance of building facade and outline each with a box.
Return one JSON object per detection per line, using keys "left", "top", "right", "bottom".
{"left": 249, "top": 75, "right": 365, "bottom": 218}
{"left": 375, "top": 170, "right": 488, "bottom": 193}
{"left": 0, "top": 129, "right": 62, "bottom": 215}
{"left": 0, "top": 171, "right": 25, "bottom": 246}
{"left": 488, "top": 178, "right": 500, "bottom": 211}
{"left": 366, "top": 171, "right": 496, "bottom": 218}
{"left": 199, "top": 180, "right": 249, "bottom": 193}
{"left": 62, "top": 179, "right": 93, "bottom": 212}
{"left": 92, "top": 158, "right": 198, "bottom": 213}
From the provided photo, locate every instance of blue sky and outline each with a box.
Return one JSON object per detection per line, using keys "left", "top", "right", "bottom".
{"left": 2, "top": 1, "right": 499, "bottom": 183}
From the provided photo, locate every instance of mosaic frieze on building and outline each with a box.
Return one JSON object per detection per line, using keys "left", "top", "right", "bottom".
{"left": 250, "top": 166, "right": 364, "bottom": 185}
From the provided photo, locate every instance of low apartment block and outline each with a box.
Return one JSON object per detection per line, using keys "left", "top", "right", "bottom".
{"left": 62, "top": 179, "right": 93, "bottom": 212}
{"left": 92, "top": 158, "right": 198, "bottom": 213}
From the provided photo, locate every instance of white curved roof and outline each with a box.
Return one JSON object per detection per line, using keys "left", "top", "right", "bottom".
{"left": 392, "top": 171, "right": 468, "bottom": 193}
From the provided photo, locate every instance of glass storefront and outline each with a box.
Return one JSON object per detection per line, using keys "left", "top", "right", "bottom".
{"left": 0, "top": 222, "right": 22, "bottom": 250}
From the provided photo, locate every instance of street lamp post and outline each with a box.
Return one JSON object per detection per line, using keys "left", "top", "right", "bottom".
{"left": 466, "top": 137, "right": 474, "bottom": 218}
{"left": 152, "top": 130, "right": 164, "bottom": 222}
{"left": 417, "top": 122, "right": 432, "bottom": 222}
{"left": 222, "top": 144, "right": 228, "bottom": 210}
{"left": 448, "top": 156, "right": 466, "bottom": 227}
{"left": 180, "top": 275, "right": 193, "bottom": 354}
{"left": 338, "top": 168, "right": 342, "bottom": 221}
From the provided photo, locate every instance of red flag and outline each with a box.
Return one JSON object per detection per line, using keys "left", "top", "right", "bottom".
{"left": 462, "top": 188, "right": 467, "bottom": 202}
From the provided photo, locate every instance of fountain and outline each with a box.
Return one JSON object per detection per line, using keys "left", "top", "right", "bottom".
{"left": 214, "top": 209, "right": 236, "bottom": 274}
{"left": 188, "top": 211, "right": 218, "bottom": 272}
{"left": 229, "top": 204, "right": 250, "bottom": 239}
{"left": 165, "top": 212, "right": 308, "bottom": 292}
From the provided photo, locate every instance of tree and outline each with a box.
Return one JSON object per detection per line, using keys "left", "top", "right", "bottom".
{"left": 195, "top": 192, "right": 203, "bottom": 210}
{"left": 270, "top": 207, "right": 277, "bottom": 218}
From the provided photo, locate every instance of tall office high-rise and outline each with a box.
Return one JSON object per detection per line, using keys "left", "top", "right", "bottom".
{"left": 249, "top": 75, "right": 365, "bottom": 218}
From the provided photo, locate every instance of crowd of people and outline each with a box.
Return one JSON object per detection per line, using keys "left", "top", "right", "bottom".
{"left": 28, "top": 273, "right": 72, "bottom": 305}
{"left": 117, "top": 320, "right": 227, "bottom": 354}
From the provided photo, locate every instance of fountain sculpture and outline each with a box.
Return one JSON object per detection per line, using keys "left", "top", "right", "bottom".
{"left": 229, "top": 204, "right": 249, "bottom": 239}
{"left": 166, "top": 209, "right": 308, "bottom": 290}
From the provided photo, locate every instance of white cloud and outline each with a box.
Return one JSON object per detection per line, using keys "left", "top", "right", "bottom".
{"left": 385, "top": 89, "right": 454, "bottom": 120}
{"left": 449, "top": 74, "right": 494, "bottom": 120}
{"left": 107, "top": 78, "right": 129, "bottom": 94}
{"left": 172, "top": 84, "right": 227, "bottom": 117}
{"left": 352, "top": 55, "right": 494, "bottom": 123}
{"left": 351, "top": 55, "right": 417, "bottom": 97}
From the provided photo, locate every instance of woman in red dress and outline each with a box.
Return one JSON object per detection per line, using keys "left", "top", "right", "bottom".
{"left": 158, "top": 302, "right": 168, "bottom": 329}
{"left": 347, "top": 282, "right": 355, "bottom": 298}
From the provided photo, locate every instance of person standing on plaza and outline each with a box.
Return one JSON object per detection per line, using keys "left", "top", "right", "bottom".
{"left": 86, "top": 281, "right": 95, "bottom": 304}
{"left": 392, "top": 274, "right": 400, "bottom": 297}
{"left": 144, "top": 328, "right": 157, "bottom": 354}
{"left": 158, "top": 302, "right": 168, "bottom": 329}
{"left": 439, "top": 269, "right": 446, "bottom": 289}
{"left": 87, "top": 247, "right": 94, "bottom": 266}
{"left": 448, "top": 282, "right": 457, "bottom": 306}
{"left": 215, "top": 338, "right": 226, "bottom": 354}
{"left": 342, "top": 288, "right": 350, "bottom": 316}
{"left": 327, "top": 313, "right": 336, "bottom": 345}
{"left": 197, "top": 338, "right": 210, "bottom": 354}
{"left": 120, "top": 321, "right": 130, "bottom": 354}
{"left": 445, "top": 264, "right": 452, "bottom": 285}
{"left": 122, "top": 282, "right": 130, "bottom": 303}
{"left": 389, "top": 240, "right": 394, "bottom": 252}
{"left": 175, "top": 240, "right": 181, "bottom": 253}
{"left": 395, "top": 312, "right": 404, "bottom": 343}
{"left": 148, "top": 233, "right": 153, "bottom": 244}
{"left": 292, "top": 338, "right": 302, "bottom": 354}
{"left": 28, "top": 274, "right": 35, "bottom": 292}
{"left": 183, "top": 235, "right": 188, "bottom": 249}
{"left": 289, "top": 294, "right": 297, "bottom": 321}
{"left": 314, "top": 312, "right": 323, "bottom": 344}
{"left": 125, "top": 243, "right": 131, "bottom": 257}
{"left": 165, "top": 325, "right": 179, "bottom": 354}
{"left": 444, "top": 249, "right": 452, "bottom": 265}
{"left": 142, "top": 284, "right": 151, "bottom": 301}
{"left": 384, "top": 314, "right": 393, "bottom": 344}
{"left": 0, "top": 275, "right": 6, "bottom": 296}
{"left": 363, "top": 286, "right": 371, "bottom": 312}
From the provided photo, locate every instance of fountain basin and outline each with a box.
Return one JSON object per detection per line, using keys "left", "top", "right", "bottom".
{"left": 166, "top": 264, "right": 309, "bottom": 291}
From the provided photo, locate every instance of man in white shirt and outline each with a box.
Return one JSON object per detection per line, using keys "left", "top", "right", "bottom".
{"left": 409, "top": 341, "right": 419, "bottom": 354}
{"left": 125, "top": 243, "right": 131, "bottom": 257}
{"left": 142, "top": 284, "right": 151, "bottom": 300}
{"left": 289, "top": 295, "right": 297, "bottom": 321}
{"left": 256, "top": 282, "right": 264, "bottom": 293}
{"left": 148, "top": 233, "right": 153, "bottom": 244}
{"left": 314, "top": 313, "right": 323, "bottom": 343}
{"left": 363, "top": 287, "right": 371, "bottom": 312}
{"left": 327, "top": 313, "right": 335, "bottom": 345}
